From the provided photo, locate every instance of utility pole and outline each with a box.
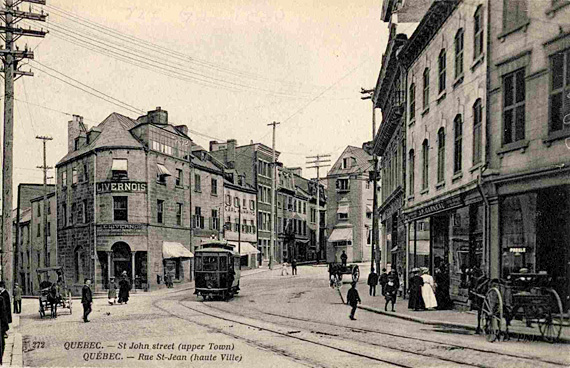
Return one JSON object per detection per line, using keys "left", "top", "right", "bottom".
{"left": 306, "top": 154, "right": 330, "bottom": 263}
{"left": 36, "top": 135, "right": 52, "bottom": 267}
{"left": 0, "top": 0, "right": 47, "bottom": 290}
{"left": 361, "top": 88, "right": 380, "bottom": 274}
{"left": 237, "top": 201, "right": 241, "bottom": 270}
{"left": 267, "top": 121, "right": 280, "bottom": 270}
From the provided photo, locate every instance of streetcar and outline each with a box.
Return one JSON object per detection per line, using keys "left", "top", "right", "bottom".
{"left": 194, "top": 242, "right": 241, "bottom": 300}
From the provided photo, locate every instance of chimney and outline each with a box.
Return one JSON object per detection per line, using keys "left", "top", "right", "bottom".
{"left": 68, "top": 115, "right": 83, "bottom": 153}
{"left": 175, "top": 124, "right": 188, "bottom": 136}
{"left": 147, "top": 107, "right": 168, "bottom": 125}
{"left": 209, "top": 140, "right": 218, "bottom": 152}
{"left": 227, "top": 139, "right": 237, "bottom": 169}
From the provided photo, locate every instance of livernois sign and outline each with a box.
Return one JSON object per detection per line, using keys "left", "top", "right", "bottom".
{"left": 96, "top": 181, "right": 147, "bottom": 194}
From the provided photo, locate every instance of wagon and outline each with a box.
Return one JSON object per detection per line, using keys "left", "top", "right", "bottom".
{"left": 36, "top": 266, "right": 73, "bottom": 318}
{"left": 328, "top": 263, "right": 360, "bottom": 284}
{"left": 472, "top": 272, "right": 565, "bottom": 343}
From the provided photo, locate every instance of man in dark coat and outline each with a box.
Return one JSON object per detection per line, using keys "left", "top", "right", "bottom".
{"left": 118, "top": 273, "right": 130, "bottom": 304}
{"left": 340, "top": 251, "right": 348, "bottom": 268}
{"left": 291, "top": 259, "right": 297, "bottom": 276}
{"left": 379, "top": 268, "right": 388, "bottom": 296}
{"left": 81, "top": 279, "right": 92, "bottom": 323}
{"left": 408, "top": 268, "right": 425, "bottom": 311}
{"left": 0, "top": 281, "right": 11, "bottom": 339}
{"left": 346, "top": 282, "right": 361, "bottom": 320}
{"left": 384, "top": 271, "right": 400, "bottom": 312}
{"left": 367, "top": 268, "right": 379, "bottom": 296}
{"left": 0, "top": 290, "right": 9, "bottom": 365}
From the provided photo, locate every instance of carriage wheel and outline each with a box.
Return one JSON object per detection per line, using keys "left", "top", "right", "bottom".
{"left": 352, "top": 266, "right": 360, "bottom": 282}
{"left": 538, "top": 288, "right": 563, "bottom": 343}
{"left": 482, "top": 287, "right": 503, "bottom": 342}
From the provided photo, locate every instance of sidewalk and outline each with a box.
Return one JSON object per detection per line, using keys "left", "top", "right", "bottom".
{"left": 356, "top": 283, "right": 570, "bottom": 343}
{"left": 4, "top": 314, "right": 22, "bottom": 367}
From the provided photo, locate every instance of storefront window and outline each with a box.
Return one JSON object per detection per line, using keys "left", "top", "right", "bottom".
{"left": 501, "top": 193, "right": 537, "bottom": 278}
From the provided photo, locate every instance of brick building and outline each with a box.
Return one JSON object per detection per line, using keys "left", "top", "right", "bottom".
{"left": 56, "top": 108, "right": 196, "bottom": 293}
{"left": 326, "top": 146, "right": 373, "bottom": 263}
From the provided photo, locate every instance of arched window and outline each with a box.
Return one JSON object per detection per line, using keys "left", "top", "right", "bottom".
{"left": 473, "top": 99, "right": 482, "bottom": 164}
{"left": 438, "top": 49, "right": 446, "bottom": 93}
{"left": 408, "top": 149, "right": 415, "bottom": 196}
{"left": 422, "top": 140, "right": 429, "bottom": 190}
{"left": 437, "top": 128, "right": 445, "bottom": 183}
{"left": 455, "top": 29, "right": 464, "bottom": 79}
{"left": 423, "top": 68, "right": 430, "bottom": 110}
{"left": 409, "top": 83, "right": 416, "bottom": 121}
{"left": 454, "top": 115, "right": 463, "bottom": 173}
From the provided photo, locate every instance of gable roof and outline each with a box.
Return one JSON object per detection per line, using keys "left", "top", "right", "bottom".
{"left": 57, "top": 113, "right": 143, "bottom": 166}
{"left": 328, "top": 146, "right": 372, "bottom": 177}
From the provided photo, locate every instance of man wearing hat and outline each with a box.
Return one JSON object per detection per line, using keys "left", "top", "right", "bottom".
{"left": 118, "top": 272, "right": 131, "bottom": 305}
{"left": 408, "top": 268, "right": 425, "bottom": 311}
{"left": 107, "top": 277, "right": 117, "bottom": 305}
{"left": 346, "top": 281, "right": 361, "bottom": 320}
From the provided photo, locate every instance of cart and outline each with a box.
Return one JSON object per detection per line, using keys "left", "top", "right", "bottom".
{"left": 36, "top": 266, "right": 72, "bottom": 318}
{"left": 477, "top": 272, "right": 564, "bottom": 343}
{"left": 328, "top": 263, "right": 360, "bottom": 283}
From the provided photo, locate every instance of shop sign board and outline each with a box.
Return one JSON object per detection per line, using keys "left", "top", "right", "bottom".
{"left": 97, "top": 223, "right": 145, "bottom": 236}
{"left": 96, "top": 181, "right": 147, "bottom": 194}
{"left": 407, "top": 195, "right": 464, "bottom": 220}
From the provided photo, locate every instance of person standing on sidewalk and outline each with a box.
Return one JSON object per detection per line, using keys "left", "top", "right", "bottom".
{"left": 13, "top": 283, "right": 22, "bottom": 314}
{"left": 118, "top": 272, "right": 131, "bottom": 304}
{"left": 367, "top": 268, "right": 379, "bottom": 296}
{"left": 421, "top": 268, "right": 438, "bottom": 310}
{"left": 281, "top": 262, "right": 289, "bottom": 276}
{"left": 408, "top": 268, "right": 425, "bottom": 311}
{"left": 108, "top": 277, "right": 117, "bottom": 305}
{"left": 346, "top": 282, "right": 361, "bottom": 320}
{"left": 81, "top": 279, "right": 93, "bottom": 323}
{"left": 384, "top": 271, "right": 400, "bottom": 312}
{"left": 379, "top": 268, "right": 388, "bottom": 296}
{"left": 0, "top": 290, "right": 9, "bottom": 365}
{"left": 291, "top": 259, "right": 297, "bottom": 276}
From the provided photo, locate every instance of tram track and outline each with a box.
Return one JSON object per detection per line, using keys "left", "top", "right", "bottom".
{"left": 203, "top": 300, "right": 568, "bottom": 368}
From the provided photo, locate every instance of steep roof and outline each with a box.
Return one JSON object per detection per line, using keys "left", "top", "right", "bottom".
{"left": 328, "top": 146, "right": 372, "bottom": 177}
{"left": 57, "top": 113, "right": 143, "bottom": 166}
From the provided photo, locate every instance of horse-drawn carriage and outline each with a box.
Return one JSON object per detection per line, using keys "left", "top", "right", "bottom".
{"left": 37, "top": 266, "right": 72, "bottom": 318}
{"left": 470, "top": 271, "right": 565, "bottom": 343}
{"left": 328, "top": 262, "right": 360, "bottom": 285}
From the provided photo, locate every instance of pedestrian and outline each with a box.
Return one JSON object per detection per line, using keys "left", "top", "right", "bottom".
{"left": 340, "top": 251, "right": 348, "bottom": 268}
{"left": 434, "top": 263, "right": 451, "bottom": 310}
{"left": 0, "top": 282, "right": 12, "bottom": 334}
{"left": 81, "top": 279, "right": 92, "bottom": 323}
{"left": 421, "top": 268, "right": 438, "bottom": 310}
{"left": 367, "top": 268, "right": 379, "bottom": 296}
{"left": 118, "top": 272, "right": 130, "bottom": 305}
{"left": 384, "top": 271, "right": 399, "bottom": 312}
{"left": 346, "top": 281, "right": 361, "bottom": 320}
{"left": 0, "top": 288, "right": 8, "bottom": 365}
{"left": 379, "top": 268, "right": 388, "bottom": 296}
{"left": 13, "top": 283, "right": 22, "bottom": 314}
{"left": 281, "top": 262, "right": 289, "bottom": 276}
{"left": 291, "top": 259, "right": 297, "bottom": 276}
{"left": 408, "top": 268, "right": 425, "bottom": 311}
{"left": 108, "top": 277, "right": 117, "bottom": 305}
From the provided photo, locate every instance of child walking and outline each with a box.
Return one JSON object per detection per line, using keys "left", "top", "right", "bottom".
{"left": 384, "top": 271, "right": 399, "bottom": 312}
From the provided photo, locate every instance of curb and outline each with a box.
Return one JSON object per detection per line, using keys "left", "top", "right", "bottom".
{"left": 358, "top": 304, "right": 570, "bottom": 343}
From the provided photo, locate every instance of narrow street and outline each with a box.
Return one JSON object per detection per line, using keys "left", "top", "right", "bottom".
{"left": 18, "top": 265, "right": 570, "bottom": 367}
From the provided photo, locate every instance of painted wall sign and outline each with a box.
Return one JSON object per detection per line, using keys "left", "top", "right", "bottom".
{"left": 96, "top": 181, "right": 147, "bottom": 194}
{"left": 407, "top": 195, "right": 464, "bottom": 220}
{"left": 97, "top": 223, "right": 145, "bottom": 235}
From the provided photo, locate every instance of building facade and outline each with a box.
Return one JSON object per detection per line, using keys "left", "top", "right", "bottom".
{"left": 56, "top": 109, "right": 196, "bottom": 294}
{"left": 326, "top": 146, "right": 373, "bottom": 264}
{"left": 484, "top": 0, "right": 570, "bottom": 311}
{"left": 29, "top": 193, "right": 57, "bottom": 292}
{"left": 399, "top": 0, "right": 488, "bottom": 308}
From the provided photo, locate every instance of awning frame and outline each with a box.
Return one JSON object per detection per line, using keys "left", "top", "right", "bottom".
{"left": 157, "top": 163, "right": 172, "bottom": 177}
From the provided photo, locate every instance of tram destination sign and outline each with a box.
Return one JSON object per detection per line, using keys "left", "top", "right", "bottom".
{"left": 96, "top": 181, "right": 147, "bottom": 194}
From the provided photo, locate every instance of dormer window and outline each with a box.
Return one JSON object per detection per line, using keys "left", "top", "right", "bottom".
{"left": 112, "top": 159, "right": 128, "bottom": 180}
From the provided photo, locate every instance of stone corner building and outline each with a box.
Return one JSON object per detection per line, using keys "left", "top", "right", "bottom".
{"left": 56, "top": 108, "right": 196, "bottom": 294}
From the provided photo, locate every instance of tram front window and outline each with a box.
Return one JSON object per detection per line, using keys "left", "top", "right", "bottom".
{"left": 219, "top": 256, "right": 228, "bottom": 271}
{"left": 202, "top": 256, "right": 218, "bottom": 271}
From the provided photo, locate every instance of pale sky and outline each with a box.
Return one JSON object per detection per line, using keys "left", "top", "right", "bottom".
{"left": 3, "top": 0, "right": 403, "bottom": 201}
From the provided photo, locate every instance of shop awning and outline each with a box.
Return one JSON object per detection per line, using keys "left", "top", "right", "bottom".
{"left": 328, "top": 227, "right": 352, "bottom": 242}
{"left": 112, "top": 158, "right": 128, "bottom": 171}
{"left": 409, "top": 240, "right": 430, "bottom": 255}
{"left": 163, "top": 241, "right": 193, "bottom": 259}
{"left": 157, "top": 163, "right": 172, "bottom": 176}
{"left": 227, "top": 242, "right": 260, "bottom": 255}
{"left": 337, "top": 205, "right": 349, "bottom": 214}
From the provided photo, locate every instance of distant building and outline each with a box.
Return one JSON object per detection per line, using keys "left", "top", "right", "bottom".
{"left": 326, "top": 146, "right": 373, "bottom": 263}
{"left": 30, "top": 193, "right": 57, "bottom": 292}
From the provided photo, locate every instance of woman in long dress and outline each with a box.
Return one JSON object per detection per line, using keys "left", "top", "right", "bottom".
{"left": 408, "top": 268, "right": 425, "bottom": 310}
{"left": 118, "top": 273, "right": 130, "bottom": 305}
{"left": 421, "top": 268, "right": 438, "bottom": 309}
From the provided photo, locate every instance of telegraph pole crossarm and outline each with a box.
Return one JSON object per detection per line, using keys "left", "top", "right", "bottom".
{"left": 306, "top": 154, "right": 331, "bottom": 263}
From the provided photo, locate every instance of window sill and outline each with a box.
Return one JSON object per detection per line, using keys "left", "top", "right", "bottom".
{"left": 471, "top": 53, "right": 485, "bottom": 72}
{"left": 408, "top": 118, "right": 416, "bottom": 127}
{"left": 469, "top": 162, "right": 483, "bottom": 173}
{"left": 421, "top": 107, "right": 430, "bottom": 117}
{"left": 175, "top": 185, "right": 183, "bottom": 189}
{"left": 453, "top": 75, "right": 464, "bottom": 89}
{"left": 407, "top": 195, "right": 415, "bottom": 202}
{"left": 211, "top": 193, "right": 218, "bottom": 197}
{"left": 194, "top": 189, "right": 202, "bottom": 193}
{"left": 546, "top": 1, "right": 570, "bottom": 17}
{"left": 420, "top": 188, "right": 429, "bottom": 195}
{"left": 436, "top": 91, "right": 446, "bottom": 104}
{"left": 435, "top": 181, "right": 445, "bottom": 190}
{"left": 156, "top": 181, "right": 166, "bottom": 186}
{"left": 498, "top": 21, "right": 530, "bottom": 40}
{"left": 543, "top": 128, "right": 570, "bottom": 146}
{"left": 452, "top": 171, "right": 463, "bottom": 182}
{"left": 497, "top": 140, "right": 529, "bottom": 156}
